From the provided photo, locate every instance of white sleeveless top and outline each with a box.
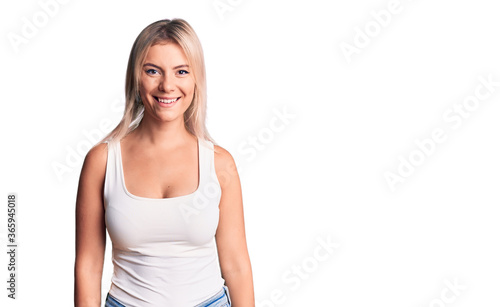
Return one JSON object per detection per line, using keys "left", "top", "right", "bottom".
{"left": 103, "top": 137, "right": 225, "bottom": 306}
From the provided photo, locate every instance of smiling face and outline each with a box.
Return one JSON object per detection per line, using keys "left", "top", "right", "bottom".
{"left": 139, "top": 42, "right": 195, "bottom": 124}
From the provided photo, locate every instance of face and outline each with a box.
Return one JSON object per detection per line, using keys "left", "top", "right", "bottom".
{"left": 139, "top": 42, "right": 195, "bottom": 123}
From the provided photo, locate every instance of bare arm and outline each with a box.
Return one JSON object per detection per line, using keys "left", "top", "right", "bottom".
{"left": 74, "top": 143, "right": 108, "bottom": 307}
{"left": 214, "top": 146, "right": 255, "bottom": 307}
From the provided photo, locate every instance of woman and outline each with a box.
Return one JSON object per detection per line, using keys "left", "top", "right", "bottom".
{"left": 74, "top": 19, "right": 254, "bottom": 307}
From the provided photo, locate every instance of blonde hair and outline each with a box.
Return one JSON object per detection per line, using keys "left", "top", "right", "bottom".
{"left": 99, "top": 18, "right": 215, "bottom": 146}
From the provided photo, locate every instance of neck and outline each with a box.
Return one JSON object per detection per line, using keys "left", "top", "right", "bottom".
{"left": 131, "top": 113, "right": 195, "bottom": 147}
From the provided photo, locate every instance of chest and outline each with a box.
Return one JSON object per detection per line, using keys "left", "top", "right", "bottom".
{"left": 121, "top": 145, "right": 200, "bottom": 199}
{"left": 104, "top": 139, "right": 222, "bottom": 252}
{"left": 105, "top": 192, "right": 221, "bottom": 252}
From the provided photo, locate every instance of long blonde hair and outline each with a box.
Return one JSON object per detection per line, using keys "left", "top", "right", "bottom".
{"left": 99, "top": 18, "right": 215, "bottom": 146}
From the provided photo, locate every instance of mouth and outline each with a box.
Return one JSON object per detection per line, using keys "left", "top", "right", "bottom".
{"left": 154, "top": 96, "right": 180, "bottom": 107}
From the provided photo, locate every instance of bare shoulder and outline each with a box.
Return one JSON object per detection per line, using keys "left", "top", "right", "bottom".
{"left": 213, "top": 145, "right": 239, "bottom": 188}
{"left": 85, "top": 143, "right": 108, "bottom": 169}
{"left": 80, "top": 142, "right": 108, "bottom": 181}
{"left": 214, "top": 145, "right": 237, "bottom": 173}
{"left": 214, "top": 145, "right": 234, "bottom": 166}
{"left": 76, "top": 142, "right": 109, "bottom": 215}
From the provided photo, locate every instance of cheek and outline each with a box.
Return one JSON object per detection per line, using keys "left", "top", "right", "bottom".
{"left": 180, "top": 80, "right": 195, "bottom": 96}
{"left": 138, "top": 82, "right": 156, "bottom": 105}
{"left": 140, "top": 78, "right": 157, "bottom": 92}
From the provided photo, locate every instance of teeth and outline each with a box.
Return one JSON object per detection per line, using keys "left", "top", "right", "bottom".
{"left": 158, "top": 97, "right": 178, "bottom": 104}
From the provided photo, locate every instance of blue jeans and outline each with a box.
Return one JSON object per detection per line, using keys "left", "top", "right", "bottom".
{"left": 105, "top": 286, "right": 231, "bottom": 307}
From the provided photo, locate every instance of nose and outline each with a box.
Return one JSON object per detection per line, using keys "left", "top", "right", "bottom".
{"left": 159, "top": 75, "right": 175, "bottom": 92}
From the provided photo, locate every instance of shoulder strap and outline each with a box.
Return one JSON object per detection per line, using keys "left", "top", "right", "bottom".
{"left": 103, "top": 140, "right": 119, "bottom": 209}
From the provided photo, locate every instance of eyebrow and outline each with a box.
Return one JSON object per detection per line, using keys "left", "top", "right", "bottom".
{"left": 173, "top": 64, "right": 189, "bottom": 70}
{"left": 143, "top": 63, "right": 189, "bottom": 70}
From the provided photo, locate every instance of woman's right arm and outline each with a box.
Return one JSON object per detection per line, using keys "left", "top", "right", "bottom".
{"left": 74, "top": 143, "right": 108, "bottom": 307}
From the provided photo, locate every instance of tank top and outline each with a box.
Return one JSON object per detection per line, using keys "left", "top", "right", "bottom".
{"left": 103, "top": 137, "right": 225, "bottom": 307}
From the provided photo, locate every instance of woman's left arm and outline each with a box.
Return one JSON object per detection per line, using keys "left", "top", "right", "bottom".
{"left": 214, "top": 145, "right": 255, "bottom": 307}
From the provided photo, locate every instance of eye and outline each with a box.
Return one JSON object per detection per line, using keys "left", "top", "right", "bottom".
{"left": 146, "top": 69, "right": 159, "bottom": 75}
{"left": 178, "top": 70, "right": 189, "bottom": 75}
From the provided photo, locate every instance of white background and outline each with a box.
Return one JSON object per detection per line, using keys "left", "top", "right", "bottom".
{"left": 1, "top": 0, "right": 499, "bottom": 306}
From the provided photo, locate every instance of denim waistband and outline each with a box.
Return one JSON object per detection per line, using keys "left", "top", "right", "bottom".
{"left": 194, "top": 285, "right": 231, "bottom": 307}
{"left": 105, "top": 286, "right": 231, "bottom": 307}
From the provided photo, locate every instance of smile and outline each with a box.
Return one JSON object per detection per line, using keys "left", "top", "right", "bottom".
{"left": 155, "top": 96, "right": 180, "bottom": 106}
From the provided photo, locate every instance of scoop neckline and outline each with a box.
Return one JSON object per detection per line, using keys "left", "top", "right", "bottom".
{"left": 116, "top": 138, "right": 201, "bottom": 201}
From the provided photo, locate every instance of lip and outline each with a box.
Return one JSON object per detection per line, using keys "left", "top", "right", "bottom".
{"left": 154, "top": 96, "right": 180, "bottom": 108}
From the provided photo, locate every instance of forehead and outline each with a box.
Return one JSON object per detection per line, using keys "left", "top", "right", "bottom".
{"left": 143, "top": 42, "right": 188, "bottom": 66}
